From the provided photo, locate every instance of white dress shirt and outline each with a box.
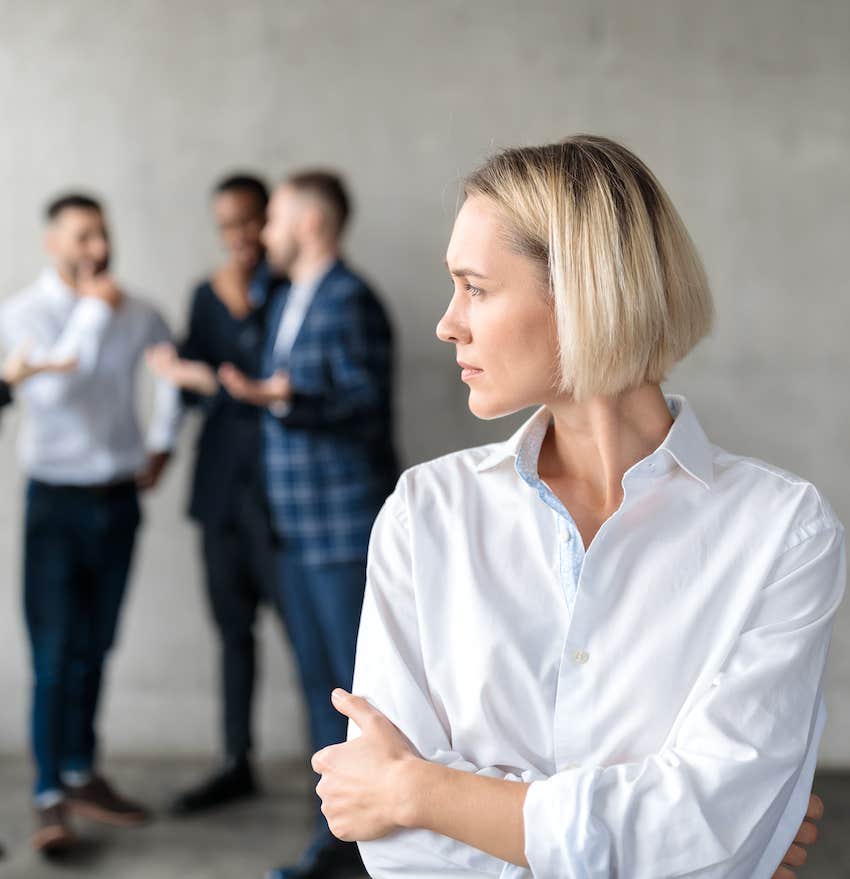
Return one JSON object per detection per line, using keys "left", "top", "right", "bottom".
{"left": 350, "top": 395, "right": 845, "bottom": 879}
{"left": 271, "top": 275, "right": 321, "bottom": 365}
{"left": 267, "top": 262, "right": 330, "bottom": 417}
{"left": 0, "top": 268, "right": 180, "bottom": 484}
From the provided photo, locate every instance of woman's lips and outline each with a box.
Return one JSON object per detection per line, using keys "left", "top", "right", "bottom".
{"left": 460, "top": 366, "right": 484, "bottom": 381}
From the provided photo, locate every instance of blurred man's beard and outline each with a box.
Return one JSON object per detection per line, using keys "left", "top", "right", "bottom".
{"left": 70, "top": 256, "right": 110, "bottom": 281}
{"left": 267, "top": 237, "right": 297, "bottom": 276}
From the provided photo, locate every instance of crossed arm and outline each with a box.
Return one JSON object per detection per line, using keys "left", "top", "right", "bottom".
{"left": 309, "top": 495, "right": 841, "bottom": 878}
{"left": 315, "top": 690, "right": 822, "bottom": 877}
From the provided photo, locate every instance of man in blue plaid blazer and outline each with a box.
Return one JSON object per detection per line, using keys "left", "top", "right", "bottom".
{"left": 220, "top": 170, "right": 398, "bottom": 879}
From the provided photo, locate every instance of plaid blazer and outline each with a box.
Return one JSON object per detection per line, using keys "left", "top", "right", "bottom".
{"left": 262, "top": 260, "right": 399, "bottom": 565}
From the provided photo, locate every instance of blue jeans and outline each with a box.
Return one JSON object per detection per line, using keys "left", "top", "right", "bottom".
{"left": 24, "top": 480, "right": 140, "bottom": 797}
{"left": 276, "top": 547, "right": 366, "bottom": 844}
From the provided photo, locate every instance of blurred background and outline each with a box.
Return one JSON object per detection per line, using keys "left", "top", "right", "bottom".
{"left": 0, "top": 0, "right": 848, "bottom": 875}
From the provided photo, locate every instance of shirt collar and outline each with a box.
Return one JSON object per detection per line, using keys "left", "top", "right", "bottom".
{"left": 40, "top": 266, "right": 76, "bottom": 302}
{"left": 291, "top": 257, "right": 339, "bottom": 298}
{"left": 475, "top": 393, "right": 714, "bottom": 490}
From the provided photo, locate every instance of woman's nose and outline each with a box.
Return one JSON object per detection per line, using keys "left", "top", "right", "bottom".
{"left": 436, "top": 296, "right": 470, "bottom": 344}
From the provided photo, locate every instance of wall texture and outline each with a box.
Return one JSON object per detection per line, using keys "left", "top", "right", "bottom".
{"left": 0, "top": 0, "right": 848, "bottom": 765}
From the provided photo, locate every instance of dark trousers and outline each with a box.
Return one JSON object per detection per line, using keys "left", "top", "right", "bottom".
{"left": 200, "top": 473, "right": 277, "bottom": 763}
{"left": 276, "top": 547, "right": 366, "bottom": 845}
{"left": 24, "top": 480, "right": 140, "bottom": 797}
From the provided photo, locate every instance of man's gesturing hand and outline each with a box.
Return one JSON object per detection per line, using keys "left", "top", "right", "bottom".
{"left": 1, "top": 341, "right": 76, "bottom": 386}
{"left": 218, "top": 363, "right": 291, "bottom": 408}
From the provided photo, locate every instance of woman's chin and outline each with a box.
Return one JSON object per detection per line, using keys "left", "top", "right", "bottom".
{"left": 467, "top": 391, "right": 516, "bottom": 422}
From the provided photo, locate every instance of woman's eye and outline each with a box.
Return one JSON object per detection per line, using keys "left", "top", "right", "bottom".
{"left": 464, "top": 283, "right": 484, "bottom": 297}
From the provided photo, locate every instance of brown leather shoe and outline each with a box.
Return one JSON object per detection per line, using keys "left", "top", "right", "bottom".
{"left": 64, "top": 775, "right": 150, "bottom": 827}
{"left": 32, "top": 802, "right": 76, "bottom": 853}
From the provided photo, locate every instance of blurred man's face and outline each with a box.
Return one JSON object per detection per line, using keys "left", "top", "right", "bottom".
{"left": 45, "top": 207, "right": 110, "bottom": 283}
{"left": 213, "top": 189, "right": 266, "bottom": 272}
{"left": 261, "top": 185, "right": 302, "bottom": 275}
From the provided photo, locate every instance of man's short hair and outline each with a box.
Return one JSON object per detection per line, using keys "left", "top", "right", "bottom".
{"left": 44, "top": 193, "right": 103, "bottom": 223}
{"left": 286, "top": 170, "right": 351, "bottom": 237}
{"left": 212, "top": 173, "right": 269, "bottom": 211}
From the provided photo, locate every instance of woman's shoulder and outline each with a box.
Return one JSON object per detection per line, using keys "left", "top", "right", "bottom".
{"left": 382, "top": 441, "right": 510, "bottom": 521}
{"left": 713, "top": 445, "right": 844, "bottom": 550}
{"left": 190, "top": 278, "right": 216, "bottom": 305}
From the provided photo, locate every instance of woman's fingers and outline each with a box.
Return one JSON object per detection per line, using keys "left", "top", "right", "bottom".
{"left": 781, "top": 843, "right": 808, "bottom": 868}
{"left": 794, "top": 819, "right": 818, "bottom": 845}
{"left": 806, "top": 793, "right": 824, "bottom": 821}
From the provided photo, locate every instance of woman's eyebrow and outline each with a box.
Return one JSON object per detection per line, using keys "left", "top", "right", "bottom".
{"left": 446, "top": 261, "right": 489, "bottom": 279}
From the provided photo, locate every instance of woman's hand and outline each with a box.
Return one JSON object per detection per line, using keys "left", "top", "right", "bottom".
{"left": 311, "top": 688, "right": 420, "bottom": 842}
{"left": 772, "top": 793, "right": 823, "bottom": 878}
{"left": 145, "top": 343, "right": 218, "bottom": 396}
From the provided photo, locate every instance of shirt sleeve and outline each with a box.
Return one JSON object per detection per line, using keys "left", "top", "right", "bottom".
{"left": 0, "top": 296, "right": 112, "bottom": 406}
{"left": 273, "top": 288, "right": 393, "bottom": 429}
{"left": 176, "top": 284, "right": 221, "bottom": 412}
{"left": 351, "top": 480, "right": 543, "bottom": 878}
{"left": 144, "top": 308, "right": 183, "bottom": 453}
{"left": 522, "top": 521, "right": 846, "bottom": 879}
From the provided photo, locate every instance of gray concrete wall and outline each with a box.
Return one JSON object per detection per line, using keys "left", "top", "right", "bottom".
{"left": 0, "top": 0, "right": 848, "bottom": 765}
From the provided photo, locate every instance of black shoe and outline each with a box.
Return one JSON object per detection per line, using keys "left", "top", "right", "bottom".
{"left": 170, "top": 760, "right": 258, "bottom": 816}
{"left": 265, "top": 840, "right": 365, "bottom": 879}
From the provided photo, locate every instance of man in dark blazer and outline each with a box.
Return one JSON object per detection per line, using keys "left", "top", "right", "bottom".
{"left": 220, "top": 170, "right": 398, "bottom": 879}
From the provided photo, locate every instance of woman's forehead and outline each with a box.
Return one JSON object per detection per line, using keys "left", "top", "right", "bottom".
{"left": 446, "top": 196, "right": 504, "bottom": 269}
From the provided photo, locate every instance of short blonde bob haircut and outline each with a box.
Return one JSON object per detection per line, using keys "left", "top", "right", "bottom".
{"left": 463, "top": 135, "right": 714, "bottom": 401}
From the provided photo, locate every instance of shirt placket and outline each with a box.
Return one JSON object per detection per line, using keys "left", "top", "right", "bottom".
{"left": 548, "top": 471, "right": 651, "bottom": 770}
{"left": 522, "top": 473, "right": 593, "bottom": 770}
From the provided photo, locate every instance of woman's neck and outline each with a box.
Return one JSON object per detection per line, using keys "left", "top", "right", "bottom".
{"left": 538, "top": 383, "right": 674, "bottom": 512}
{"left": 212, "top": 261, "right": 255, "bottom": 319}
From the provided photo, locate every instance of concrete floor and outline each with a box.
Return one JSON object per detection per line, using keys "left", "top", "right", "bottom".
{"left": 0, "top": 756, "right": 327, "bottom": 879}
{"left": 0, "top": 758, "right": 848, "bottom": 878}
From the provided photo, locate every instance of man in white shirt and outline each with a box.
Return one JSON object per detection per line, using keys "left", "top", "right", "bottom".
{"left": 0, "top": 193, "right": 179, "bottom": 854}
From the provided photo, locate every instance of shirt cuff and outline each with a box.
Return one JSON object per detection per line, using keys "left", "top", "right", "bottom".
{"left": 522, "top": 768, "right": 606, "bottom": 878}
{"left": 268, "top": 399, "right": 292, "bottom": 418}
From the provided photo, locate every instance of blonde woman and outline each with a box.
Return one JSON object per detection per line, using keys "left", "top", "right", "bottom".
{"left": 310, "top": 137, "right": 842, "bottom": 879}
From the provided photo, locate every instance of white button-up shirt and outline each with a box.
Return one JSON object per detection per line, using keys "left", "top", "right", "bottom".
{"left": 350, "top": 395, "right": 845, "bottom": 879}
{"left": 266, "top": 266, "right": 327, "bottom": 419}
{"left": 0, "top": 268, "right": 180, "bottom": 484}
{"left": 271, "top": 275, "right": 322, "bottom": 365}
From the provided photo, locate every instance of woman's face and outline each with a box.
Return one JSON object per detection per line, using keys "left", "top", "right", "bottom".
{"left": 437, "top": 195, "right": 560, "bottom": 420}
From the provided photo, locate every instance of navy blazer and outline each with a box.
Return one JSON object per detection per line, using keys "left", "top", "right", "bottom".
{"left": 262, "top": 259, "right": 399, "bottom": 564}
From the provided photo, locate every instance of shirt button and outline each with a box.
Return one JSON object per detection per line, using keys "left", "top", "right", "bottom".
{"left": 560, "top": 530, "right": 571, "bottom": 543}
{"left": 573, "top": 649, "right": 590, "bottom": 665}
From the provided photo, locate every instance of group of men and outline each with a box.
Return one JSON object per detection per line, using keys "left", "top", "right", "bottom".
{"left": 0, "top": 170, "right": 399, "bottom": 879}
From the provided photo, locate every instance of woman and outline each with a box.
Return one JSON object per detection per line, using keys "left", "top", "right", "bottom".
{"left": 311, "top": 137, "right": 841, "bottom": 878}
{"left": 146, "top": 174, "right": 279, "bottom": 815}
